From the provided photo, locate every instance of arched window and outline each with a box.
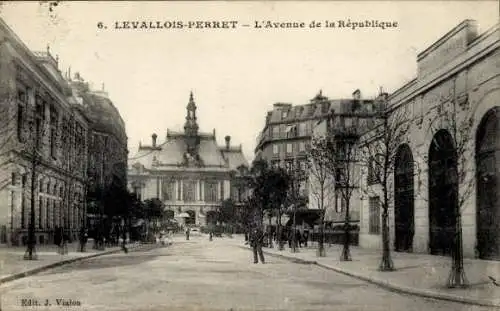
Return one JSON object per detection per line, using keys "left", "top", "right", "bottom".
{"left": 394, "top": 144, "right": 415, "bottom": 252}
{"left": 428, "top": 129, "right": 457, "bottom": 256}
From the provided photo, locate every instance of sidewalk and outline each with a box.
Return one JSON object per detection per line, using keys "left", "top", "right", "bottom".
{"left": 225, "top": 235, "right": 500, "bottom": 308}
{"left": 0, "top": 242, "right": 145, "bottom": 285}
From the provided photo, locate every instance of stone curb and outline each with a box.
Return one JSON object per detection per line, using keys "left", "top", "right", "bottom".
{"left": 0, "top": 243, "right": 158, "bottom": 285}
{"left": 237, "top": 245, "right": 317, "bottom": 265}
{"left": 238, "top": 245, "right": 500, "bottom": 308}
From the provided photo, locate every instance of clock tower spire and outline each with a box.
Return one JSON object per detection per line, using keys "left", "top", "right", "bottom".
{"left": 184, "top": 91, "right": 200, "bottom": 155}
{"left": 184, "top": 91, "right": 199, "bottom": 136}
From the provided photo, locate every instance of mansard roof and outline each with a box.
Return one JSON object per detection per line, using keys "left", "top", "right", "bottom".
{"left": 220, "top": 147, "right": 248, "bottom": 171}
{"left": 128, "top": 129, "right": 248, "bottom": 173}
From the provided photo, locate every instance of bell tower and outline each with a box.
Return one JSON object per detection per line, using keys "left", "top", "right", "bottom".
{"left": 184, "top": 91, "right": 200, "bottom": 155}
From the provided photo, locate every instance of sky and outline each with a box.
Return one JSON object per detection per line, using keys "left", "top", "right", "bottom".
{"left": 0, "top": 1, "right": 498, "bottom": 163}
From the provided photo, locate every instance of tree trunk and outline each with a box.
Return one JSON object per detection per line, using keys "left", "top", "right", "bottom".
{"left": 379, "top": 209, "right": 394, "bottom": 271}
{"left": 447, "top": 212, "right": 468, "bottom": 287}
{"left": 268, "top": 213, "right": 273, "bottom": 248}
{"left": 121, "top": 216, "right": 128, "bottom": 252}
{"left": 317, "top": 189, "right": 326, "bottom": 257}
{"left": 277, "top": 208, "right": 284, "bottom": 250}
{"left": 24, "top": 156, "right": 38, "bottom": 260}
{"left": 340, "top": 199, "right": 352, "bottom": 261}
{"left": 318, "top": 215, "right": 326, "bottom": 257}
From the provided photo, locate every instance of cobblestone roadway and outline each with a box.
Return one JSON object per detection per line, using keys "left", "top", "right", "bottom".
{"left": 0, "top": 237, "right": 496, "bottom": 311}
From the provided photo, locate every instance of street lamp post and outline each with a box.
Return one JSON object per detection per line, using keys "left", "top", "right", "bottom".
{"left": 291, "top": 203, "right": 298, "bottom": 253}
{"left": 277, "top": 204, "right": 284, "bottom": 251}
{"left": 291, "top": 161, "right": 304, "bottom": 253}
{"left": 23, "top": 149, "right": 38, "bottom": 260}
{"left": 24, "top": 115, "right": 42, "bottom": 261}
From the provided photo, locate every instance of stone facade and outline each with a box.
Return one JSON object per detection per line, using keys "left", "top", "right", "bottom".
{"left": 358, "top": 20, "right": 500, "bottom": 260}
{"left": 127, "top": 93, "right": 249, "bottom": 227}
{"left": 310, "top": 92, "right": 384, "bottom": 224}
{"left": 0, "top": 18, "right": 127, "bottom": 245}
{"left": 255, "top": 90, "right": 377, "bottom": 223}
{"left": 68, "top": 76, "right": 128, "bottom": 233}
{"left": 0, "top": 19, "right": 87, "bottom": 245}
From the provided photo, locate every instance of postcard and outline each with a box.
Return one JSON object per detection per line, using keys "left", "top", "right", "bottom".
{"left": 0, "top": 1, "right": 498, "bottom": 310}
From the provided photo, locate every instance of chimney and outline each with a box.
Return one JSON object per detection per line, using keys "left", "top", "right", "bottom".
{"left": 352, "top": 89, "right": 361, "bottom": 100}
{"left": 378, "top": 86, "right": 388, "bottom": 101}
{"left": 225, "top": 135, "right": 231, "bottom": 150}
{"left": 152, "top": 133, "right": 157, "bottom": 147}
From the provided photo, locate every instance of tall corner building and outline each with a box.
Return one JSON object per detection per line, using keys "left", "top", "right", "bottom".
{"left": 127, "top": 93, "right": 250, "bottom": 226}
{"left": 254, "top": 90, "right": 376, "bottom": 224}
{"left": 0, "top": 17, "right": 127, "bottom": 246}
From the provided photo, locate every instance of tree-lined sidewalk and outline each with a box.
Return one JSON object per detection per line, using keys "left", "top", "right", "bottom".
{"left": 227, "top": 236, "right": 500, "bottom": 308}
{"left": 0, "top": 242, "right": 147, "bottom": 284}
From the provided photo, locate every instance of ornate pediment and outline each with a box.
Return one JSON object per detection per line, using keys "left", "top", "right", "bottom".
{"left": 182, "top": 152, "right": 204, "bottom": 167}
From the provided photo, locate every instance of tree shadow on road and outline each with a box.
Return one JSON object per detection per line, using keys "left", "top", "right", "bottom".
{"left": 41, "top": 252, "right": 170, "bottom": 275}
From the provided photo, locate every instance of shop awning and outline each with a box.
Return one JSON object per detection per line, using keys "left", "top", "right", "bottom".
{"left": 284, "top": 209, "right": 321, "bottom": 227}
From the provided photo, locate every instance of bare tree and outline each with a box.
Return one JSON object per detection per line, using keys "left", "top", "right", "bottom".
{"left": 283, "top": 159, "right": 308, "bottom": 253}
{"left": 307, "top": 135, "right": 336, "bottom": 257}
{"left": 359, "top": 102, "right": 411, "bottom": 271}
{"left": 421, "top": 77, "right": 475, "bottom": 288}
{"left": 20, "top": 96, "right": 46, "bottom": 260}
{"left": 310, "top": 112, "right": 364, "bottom": 261}
{"left": 248, "top": 159, "right": 289, "bottom": 242}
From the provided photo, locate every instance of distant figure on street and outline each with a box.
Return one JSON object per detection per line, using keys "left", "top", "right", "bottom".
{"left": 54, "top": 226, "right": 63, "bottom": 254}
{"left": 209, "top": 231, "right": 213, "bottom": 241}
{"left": 62, "top": 229, "right": 69, "bottom": 254}
{"left": 296, "top": 230, "right": 302, "bottom": 248}
{"left": 185, "top": 227, "right": 190, "bottom": 240}
{"left": 244, "top": 230, "right": 249, "bottom": 245}
{"left": 79, "top": 227, "right": 88, "bottom": 252}
{"left": 303, "top": 229, "right": 309, "bottom": 247}
{"left": 250, "top": 228, "right": 265, "bottom": 264}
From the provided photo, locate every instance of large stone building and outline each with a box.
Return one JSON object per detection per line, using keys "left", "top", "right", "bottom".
{"left": 358, "top": 20, "right": 500, "bottom": 260}
{"left": 254, "top": 91, "right": 377, "bottom": 223}
{"left": 310, "top": 90, "right": 384, "bottom": 224}
{"left": 67, "top": 74, "right": 128, "bottom": 236}
{"left": 127, "top": 93, "right": 249, "bottom": 226}
{"left": 0, "top": 18, "right": 127, "bottom": 246}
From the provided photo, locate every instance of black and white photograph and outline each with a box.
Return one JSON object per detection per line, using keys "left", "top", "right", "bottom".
{"left": 0, "top": 1, "right": 498, "bottom": 310}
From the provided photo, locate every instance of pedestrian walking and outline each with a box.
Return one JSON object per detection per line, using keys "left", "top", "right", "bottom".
{"left": 62, "top": 229, "right": 69, "bottom": 254}
{"left": 296, "top": 230, "right": 302, "bottom": 248}
{"left": 288, "top": 228, "right": 293, "bottom": 249}
{"left": 303, "top": 229, "right": 309, "bottom": 247}
{"left": 54, "top": 226, "right": 63, "bottom": 254}
{"left": 250, "top": 228, "right": 265, "bottom": 264}
{"left": 185, "top": 227, "right": 190, "bottom": 240}
{"left": 79, "top": 227, "right": 88, "bottom": 252}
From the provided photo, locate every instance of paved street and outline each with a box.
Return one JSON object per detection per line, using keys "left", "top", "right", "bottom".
{"left": 0, "top": 236, "right": 496, "bottom": 311}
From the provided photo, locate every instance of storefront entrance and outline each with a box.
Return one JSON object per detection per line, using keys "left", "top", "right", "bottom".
{"left": 428, "top": 129, "right": 458, "bottom": 256}
{"left": 394, "top": 144, "right": 415, "bottom": 252}
{"left": 476, "top": 107, "right": 500, "bottom": 260}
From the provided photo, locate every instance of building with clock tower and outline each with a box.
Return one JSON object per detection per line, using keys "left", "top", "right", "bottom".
{"left": 127, "top": 93, "right": 249, "bottom": 226}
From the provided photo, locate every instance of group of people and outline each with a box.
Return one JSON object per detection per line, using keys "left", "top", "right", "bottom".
{"left": 54, "top": 227, "right": 90, "bottom": 253}
{"left": 264, "top": 228, "right": 310, "bottom": 249}
{"left": 53, "top": 226, "right": 70, "bottom": 254}
{"left": 156, "top": 231, "right": 173, "bottom": 246}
